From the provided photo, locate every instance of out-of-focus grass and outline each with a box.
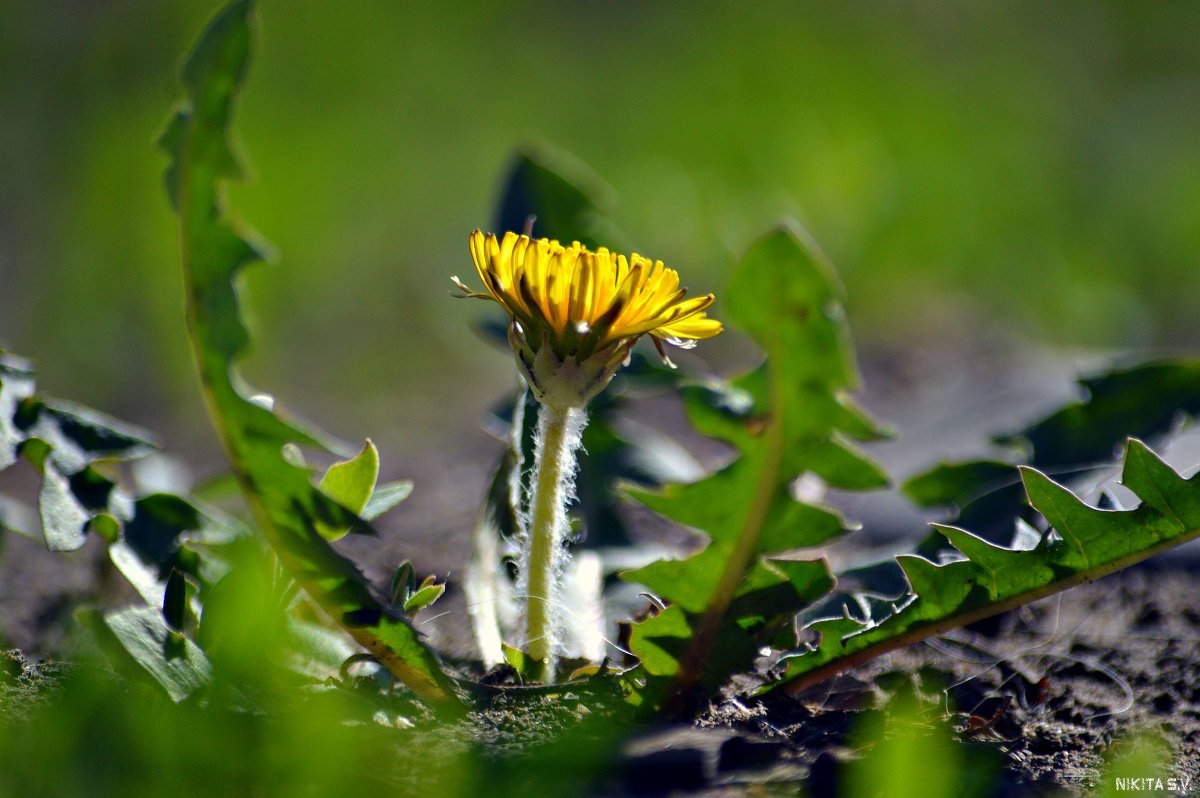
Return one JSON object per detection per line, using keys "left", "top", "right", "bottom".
{"left": 1093, "top": 730, "right": 1178, "bottom": 798}
{"left": 843, "top": 690, "right": 999, "bottom": 798}
{"left": 2, "top": 1, "right": 1199, "bottom": 457}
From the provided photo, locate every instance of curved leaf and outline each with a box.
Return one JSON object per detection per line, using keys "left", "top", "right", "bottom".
{"left": 316, "top": 440, "right": 379, "bottom": 540}
{"left": 158, "top": 0, "right": 458, "bottom": 710}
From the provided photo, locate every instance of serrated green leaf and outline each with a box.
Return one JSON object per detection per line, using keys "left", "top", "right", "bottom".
{"left": 772, "top": 438, "right": 1200, "bottom": 695}
{"left": 934, "top": 525, "right": 1053, "bottom": 597}
{"left": 630, "top": 604, "right": 757, "bottom": 690}
{"left": 623, "top": 224, "right": 885, "bottom": 713}
{"left": 1021, "top": 464, "right": 1179, "bottom": 570}
{"left": 726, "top": 225, "right": 857, "bottom": 388}
{"left": 629, "top": 548, "right": 732, "bottom": 615}
{"left": 1122, "top": 437, "right": 1200, "bottom": 522}
{"left": 316, "top": 440, "right": 379, "bottom": 541}
{"left": 159, "top": 0, "right": 458, "bottom": 710}
{"left": 896, "top": 555, "right": 975, "bottom": 613}
{"left": 1, "top": 351, "right": 238, "bottom": 647}
{"left": 728, "top": 559, "right": 836, "bottom": 632}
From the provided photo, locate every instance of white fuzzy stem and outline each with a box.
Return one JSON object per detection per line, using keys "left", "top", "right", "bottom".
{"left": 523, "top": 403, "right": 585, "bottom": 683}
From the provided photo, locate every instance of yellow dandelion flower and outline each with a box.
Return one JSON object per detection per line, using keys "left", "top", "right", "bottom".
{"left": 454, "top": 230, "right": 721, "bottom": 407}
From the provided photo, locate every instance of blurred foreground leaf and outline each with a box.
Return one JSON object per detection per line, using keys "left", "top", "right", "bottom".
{"left": 843, "top": 691, "right": 998, "bottom": 798}
{"left": 1094, "top": 731, "right": 1179, "bottom": 798}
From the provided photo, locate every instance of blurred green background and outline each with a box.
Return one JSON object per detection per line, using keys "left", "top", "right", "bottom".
{"left": 2, "top": 0, "right": 1199, "bottom": 465}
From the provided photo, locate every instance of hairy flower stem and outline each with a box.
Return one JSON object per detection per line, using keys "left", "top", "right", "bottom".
{"left": 524, "top": 403, "right": 585, "bottom": 683}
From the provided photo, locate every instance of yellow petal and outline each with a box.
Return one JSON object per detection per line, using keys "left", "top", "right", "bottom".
{"left": 652, "top": 314, "right": 724, "bottom": 340}
{"left": 463, "top": 230, "right": 721, "bottom": 360}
